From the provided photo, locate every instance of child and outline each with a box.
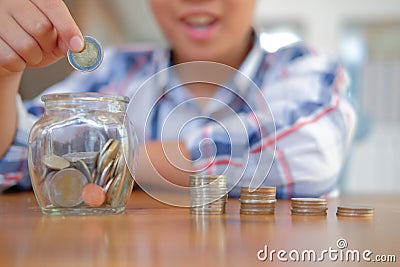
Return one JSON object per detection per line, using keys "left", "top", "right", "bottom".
{"left": 0, "top": 0, "right": 356, "bottom": 199}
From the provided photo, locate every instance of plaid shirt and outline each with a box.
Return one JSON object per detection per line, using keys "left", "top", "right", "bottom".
{"left": 0, "top": 36, "right": 356, "bottom": 198}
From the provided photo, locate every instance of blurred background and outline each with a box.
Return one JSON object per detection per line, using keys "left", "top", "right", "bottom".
{"left": 20, "top": 0, "right": 400, "bottom": 194}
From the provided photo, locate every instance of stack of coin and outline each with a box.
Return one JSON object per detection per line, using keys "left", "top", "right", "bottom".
{"left": 239, "top": 187, "right": 276, "bottom": 215}
{"left": 189, "top": 175, "right": 227, "bottom": 215}
{"left": 291, "top": 198, "right": 328, "bottom": 216}
{"left": 336, "top": 205, "right": 374, "bottom": 217}
{"left": 41, "top": 138, "right": 127, "bottom": 208}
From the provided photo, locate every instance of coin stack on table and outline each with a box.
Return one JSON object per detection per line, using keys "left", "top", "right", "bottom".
{"left": 189, "top": 175, "right": 228, "bottom": 215}
{"left": 41, "top": 139, "right": 127, "bottom": 208}
{"left": 290, "top": 198, "right": 328, "bottom": 216}
{"left": 336, "top": 205, "right": 375, "bottom": 217}
{"left": 239, "top": 187, "right": 276, "bottom": 215}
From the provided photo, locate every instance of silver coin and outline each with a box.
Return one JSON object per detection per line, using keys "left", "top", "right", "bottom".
{"left": 240, "top": 192, "right": 276, "bottom": 198}
{"left": 113, "top": 153, "right": 126, "bottom": 178}
{"left": 191, "top": 201, "right": 227, "bottom": 207}
{"left": 48, "top": 168, "right": 88, "bottom": 208}
{"left": 336, "top": 205, "right": 375, "bottom": 217}
{"left": 106, "top": 173, "right": 125, "bottom": 207}
{"left": 190, "top": 183, "right": 226, "bottom": 187}
{"left": 42, "top": 154, "right": 70, "bottom": 170}
{"left": 190, "top": 210, "right": 225, "bottom": 215}
{"left": 240, "top": 210, "right": 275, "bottom": 215}
{"left": 97, "top": 160, "right": 114, "bottom": 187}
{"left": 67, "top": 36, "right": 103, "bottom": 72}
{"left": 241, "top": 207, "right": 276, "bottom": 211}
{"left": 62, "top": 151, "right": 99, "bottom": 162}
{"left": 104, "top": 177, "right": 114, "bottom": 194}
{"left": 100, "top": 139, "right": 119, "bottom": 157}
{"left": 240, "top": 205, "right": 276, "bottom": 211}
{"left": 102, "top": 139, "right": 114, "bottom": 152}
{"left": 241, "top": 187, "right": 276, "bottom": 194}
{"left": 190, "top": 205, "right": 226, "bottom": 210}
{"left": 291, "top": 210, "right": 327, "bottom": 216}
{"left": 291, "top": 207, "right": 328, "bottom": 212}
{"left": 336, "top": 212, "right": 374, "bottom": 217}
{"left": 99, "top": 140, "right": 120, "bottom": 172}
{"left": 73, "top": 159, "right": 92, "bottom": 183}
{"left": 93, "top": 139, "right": 119, "bottom": 185}
{"left": 240, "top": 194, "right": 277, "bottom": 199}
{"left": 41, "top": 171, "right": 57, "bottom": 203}
{"left": 190, "top": 189, "right": 227, "bottom": 195}
{"left": 240, "top": 199, "right": 276, "bottom": 204}
{"left": 291, "top": 198, "right": 327, "bottom": 203}
{"left": 337, "top": 205, "right": 374, "bottom": 212}
{"left": 110, "top": 154, "right": 119, "bottom": 178}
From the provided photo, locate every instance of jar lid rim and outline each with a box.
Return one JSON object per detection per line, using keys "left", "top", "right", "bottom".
{"left": 41, "top": 93, "right": 129, "bottom": 103}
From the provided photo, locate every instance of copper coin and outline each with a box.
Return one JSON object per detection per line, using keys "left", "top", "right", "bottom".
{"left": 82, "top": 183, "right": 106, "bottom": 207}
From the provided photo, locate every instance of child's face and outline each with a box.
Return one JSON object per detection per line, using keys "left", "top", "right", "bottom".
{"left": 150, "top": 0, "right": 256, "bottom": 66}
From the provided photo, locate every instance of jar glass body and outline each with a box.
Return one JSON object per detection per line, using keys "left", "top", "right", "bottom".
{"left": 28, "top": 93, "right": 137, "bottom": 215}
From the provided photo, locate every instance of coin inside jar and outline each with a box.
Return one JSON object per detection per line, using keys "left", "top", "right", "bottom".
{"left": 48, "top": 168, "right": 88, "bottom": 208}
{"left": 82, "top": 183, "right": 106, "bottom": 207}
{"left": 67, "top": 36, "right": 103, "bottom": 72}
{"left": 42, "top": 154, "right": 70, "bottom": 170}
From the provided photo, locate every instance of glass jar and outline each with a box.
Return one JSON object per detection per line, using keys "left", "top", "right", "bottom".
{"left": 28, "top": 93, "right": 137, "bottom": 215}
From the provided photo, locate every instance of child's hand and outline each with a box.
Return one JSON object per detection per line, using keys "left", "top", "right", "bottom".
{"left": 0, "top": 0, "right": 83, "bottom": 77}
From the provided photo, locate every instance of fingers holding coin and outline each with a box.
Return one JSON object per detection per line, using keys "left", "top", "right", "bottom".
{"left": 0, "top": 15, "right": 42, "bottom": 70}
{"left": 10, "top": 0, "right": 58, "bottom": 55}
{"left": 0, "top": 0, "right": 80, "bottom": 74}
{"left": 31, "top": 0, "right": 84, "bottom": 52}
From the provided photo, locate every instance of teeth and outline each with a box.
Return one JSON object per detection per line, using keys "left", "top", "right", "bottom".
{"left": 184, "top": 15, "right": 214, "bottom": 26}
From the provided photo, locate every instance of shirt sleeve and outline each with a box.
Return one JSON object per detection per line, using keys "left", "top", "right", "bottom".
{"left": 0, "top": 95, "right": 35, "bottom": 192}
{"left": 184, "top": 45, "right": 357, "bottom": 199}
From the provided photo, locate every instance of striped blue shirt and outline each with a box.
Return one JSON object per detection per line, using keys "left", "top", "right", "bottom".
{"left": 0, "top": 36, "right": 356, "bottom": 198}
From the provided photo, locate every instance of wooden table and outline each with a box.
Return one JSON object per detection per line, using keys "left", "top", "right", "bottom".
{"left": 0, "top": 189, "right": 398, "bottom": 267}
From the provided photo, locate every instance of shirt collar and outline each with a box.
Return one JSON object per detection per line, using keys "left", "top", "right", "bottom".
{"left": 151, "top": 31, "right": 266, "bottom": 113}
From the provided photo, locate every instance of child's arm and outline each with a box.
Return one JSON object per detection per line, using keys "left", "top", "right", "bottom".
{"left": 0, "top": 0, "right": 83, "bottom": 157}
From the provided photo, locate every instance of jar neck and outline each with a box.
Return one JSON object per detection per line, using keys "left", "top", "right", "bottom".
{"left": 42, "top": 93, "right": 128, "bottom": 115}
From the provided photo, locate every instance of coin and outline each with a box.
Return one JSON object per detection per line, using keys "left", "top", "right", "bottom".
{"left": 97, "top": 160, "right": 114, "bottom": 187}
{"left": 82, "top": 183, "right": 106, "bottom": 207}
{"left": 99, "top": 139, "right": 120, "bottom": 172}
{"left": 240, "top": 199, "right": 276, "bottom": 204}
{"left": 239, "top": 187, "right": 276, "bottom": 215}
{"left": 63, "top": 151, "right": 98, "bottom": 172}
{"left": 42, "top": 154, "right": 70, "bottom": 170}
{"left": 48, "top": 168, "right": 88, "bottom": 208}
{"left": 112, "top": 153, "right": 125, "bottom": 178}
{"left": 291, "top": 210, "right": 327, "bottom": 216}
{"left": 291, "top": 198, "right": 327, "bottom": 203}
{"left": 291, "top": 198, "right": 328, "bottom": 216}
{"left": 42, "top": 138, "right": 127, "bottom": 209}
{"left": 336, "top": 205, "right": 375, "bottom": 217}
{"left": 67, "top": 36, "right": 103, "bottom": 72}
{"left": 41, "top": 171, "right": 57, "bottom": 203}
{"left": 189, "top": 175, "right": 227, "bottom": 215}
{"left": 106, "top": 173, "right": 124, "bottom": 207}
{"left": 73, "top": 159, "right": 92, "bottom": 183}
